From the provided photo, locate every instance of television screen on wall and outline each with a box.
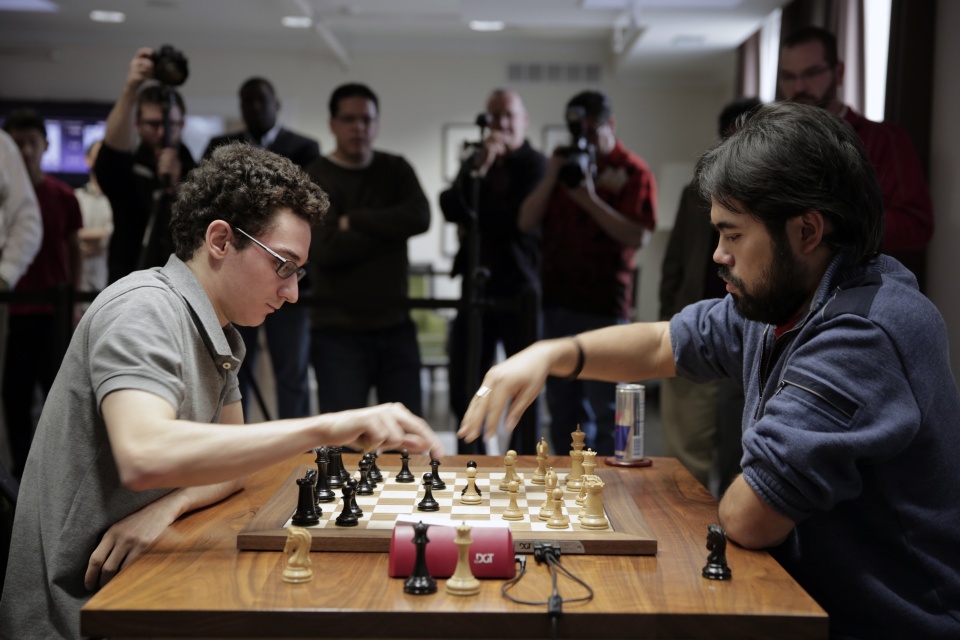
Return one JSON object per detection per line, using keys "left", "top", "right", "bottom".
{"left": 0, "top": 100, "right": 112, "bottom": 187}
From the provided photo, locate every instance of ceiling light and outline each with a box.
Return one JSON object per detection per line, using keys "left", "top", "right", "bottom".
{"left": 90, "top": 10, "right": 125, "bottom": 23}
{"left": 282, "top": 15, "right": 312, "bottom": 29}
{"left": 0, "top": 0, "right": 58, "bottom": 11}
{"left": 469, "top": 20, "right": 505, "bottom": 32}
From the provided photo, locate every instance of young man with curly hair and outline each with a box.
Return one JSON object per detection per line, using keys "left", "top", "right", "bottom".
{"left": 0, "top": 142, "right": 443, "bottom": 640}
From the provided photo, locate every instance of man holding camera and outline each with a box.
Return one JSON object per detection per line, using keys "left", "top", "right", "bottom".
{"left": 96, "top": 46, "right": 197, "bottom": 284}
{"left": 519, "top": 90, "right": 656, "bottom": 455}
{"left": 440, "top": 89, "right": 546, "bottom": 453}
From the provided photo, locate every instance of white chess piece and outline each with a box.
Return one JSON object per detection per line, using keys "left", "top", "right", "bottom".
{"left": 446, "top": 523, "right": 481, "bottom": 596}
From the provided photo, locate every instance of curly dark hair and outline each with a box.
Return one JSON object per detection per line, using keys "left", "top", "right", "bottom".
{"left": 696, "top": 101, "right": 883, "bottom": 266}
{"left": 171, "top": 142, "right": 328, "bottom": 260}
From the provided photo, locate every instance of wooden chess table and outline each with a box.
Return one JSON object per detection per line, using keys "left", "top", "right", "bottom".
{"left": 81, "top": 454, "right": 828, "bottom": 639}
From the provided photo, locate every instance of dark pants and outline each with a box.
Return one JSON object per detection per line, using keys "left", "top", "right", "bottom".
{"left": 715, "top": 377, "right": 745, "bottom": 495}
{"left": 448, "top": 297, "right": 541, "bottom": 455}
{"left": 3, "top": 314, "right": 60, "bottom": 477}
{"left": 310, "top": 319, "right": 423, "bottom": 417}
{"left": 236, "top": 303, "right": 312, "bottom": 421}
{"left": 544, "top": 307, "right": 626, "bottom": 456}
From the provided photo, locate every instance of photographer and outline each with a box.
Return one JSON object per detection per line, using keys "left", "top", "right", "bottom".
{"left": 518, "top": 90, "right": 656, "bottom": 456}
{"left": 439, "top": 89, "right": 546, "bottom": 453}
{"left": 95, "top": 46, "right": 196, "bottom": 284}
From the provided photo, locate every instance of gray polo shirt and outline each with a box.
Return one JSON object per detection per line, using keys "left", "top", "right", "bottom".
{"left": 0, "top": 255, "right": 244, "bottom": 640}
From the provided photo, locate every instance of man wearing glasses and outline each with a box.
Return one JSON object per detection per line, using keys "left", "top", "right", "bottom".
{"left": 0, "top": 143, "right": 444, "bottom": 640}
{"left": 96, "top": 47, "right": 197, "bottom": 284}
{"left": 779, "top": 26, "right": 934, "bottom": 287}
{"left": 306, "top": 83, "right": 430, "bottom": 419}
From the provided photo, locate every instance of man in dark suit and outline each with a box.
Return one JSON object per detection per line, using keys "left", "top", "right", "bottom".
{"left": 204, "top": 77, "right": 321, "bottom": 421}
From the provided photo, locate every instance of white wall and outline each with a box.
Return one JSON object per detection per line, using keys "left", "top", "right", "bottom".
{"left": 929, "top": 0, "right": 960, "bottom": 380}
{"left": 0, "top": 44, "right": 732, "bottom": 318}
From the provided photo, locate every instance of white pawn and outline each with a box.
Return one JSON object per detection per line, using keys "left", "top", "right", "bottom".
{"left": 532, "top": 437, "right": 548, "bottom": 485}
{"left": 461, "top": 466, "right": 483, "bottom": 504}
{"left": 546, "top": 487, "right": 570, "bottom": 529}
{"left": 539, "top": 467, "right": 558, "bottom": 520}
{"left": 460, "top": 466, "right": 482, "bottom": 505}
{"left": 502, "top": 479, "right": 525, "bottom": 521}
{"left": 445, "top": 523, "right": 481, "bottom": 596}
{"left": 499, "top": 451, "right": 515, "bottom": 490}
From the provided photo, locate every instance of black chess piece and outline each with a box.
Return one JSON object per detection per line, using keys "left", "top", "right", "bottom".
{"left": 430, "top": 458, "right": 446, "bottom": 490}
{"left": 403, "top": 521, "right": 437, "bottom": 595}
{"left": 461, "top": 460, "right": 482, "bottom": 497}
{"left": 417, "top": 473, "right": 440, "bottom": 512}
{"left": 356, "top": 457, "right": 375, "bottom": 496}
{"left": 291, "top": 477, "right": 320, "bottom": 526}
{"left": 396, "top": 449, "right": 415, "bottom": 483}
{"left": 702, "top": 524, "right": 732, "bottom": 580}
{"left": 334, "top": 482, "right": 359, "bottom": 527}
{"left": 314, "top": 448, "right": 337, "bottom": 504}
{"left": 347, "top": 478, "right": 363, "bottom": 517}
{"left": 327, "top": 447, "right": 345, "bottom": 489}
{"left": 368, "top": 452, "right": 383, "bottom": 484}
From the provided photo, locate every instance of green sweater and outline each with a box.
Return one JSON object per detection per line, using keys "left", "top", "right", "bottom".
{"left": 306, "top": 151, "right": 430, "bottom": 330}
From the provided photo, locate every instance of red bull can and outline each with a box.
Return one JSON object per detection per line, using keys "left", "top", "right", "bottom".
{"left": 614, "top": 383, "right": 645, "bottom": 462}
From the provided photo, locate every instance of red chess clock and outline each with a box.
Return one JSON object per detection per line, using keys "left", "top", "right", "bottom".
{"left": 388, "top": 520, "right": 515, "bottom": 579}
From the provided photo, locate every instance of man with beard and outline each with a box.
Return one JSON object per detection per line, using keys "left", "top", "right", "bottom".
{"left": 779, "top": 26, "right": 933, "bottom": 284}
{"left": 458, "top": 102, "right": 960, "bottom": 640}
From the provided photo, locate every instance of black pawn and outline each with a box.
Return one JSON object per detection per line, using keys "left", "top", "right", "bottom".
{"left": 292, "top": 477, "right": 320, "bottom": 526}
{"left": 327, "top": 447, "right": 345, "bottom": 489}
{"left": 702, "top": 524, "right": 732, "bottom": 581}
{"left": 417, "top": 473, "right": 440, "bottom": 512}
{"left": 314, "top": 448, "right": 336, "bottom": 504}
{"left": 368, "top": 453, "right": 383, "bottom": 484}
{"left": 347, "top": 478, "right": 363, "bottom": 517}
{"left": 356, "top": 458, "right": 375, "bottom": 496}
{"left": 403, "top": 521, "right": 437, "bottom": 595}
{"left": 430, "top": 458, "right": 446, "bottom": 490}
{"left": 395, "top": 449, "right": 415, "bottom": 483}
{"left": 461, "top": 460, "right": 482, "bottom": 498}
{"left": 335, "top": 482, "right": 359, "bottom": 527}
{"left": 360, "top": 453, "right": 378, "bottom": 487}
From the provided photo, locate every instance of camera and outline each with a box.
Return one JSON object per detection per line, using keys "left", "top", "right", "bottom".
{"left": 556, "top": 106, "right": 596, "bottom": 189}
{"left": 150, "top": 45, "right": 189, "bottom": 87}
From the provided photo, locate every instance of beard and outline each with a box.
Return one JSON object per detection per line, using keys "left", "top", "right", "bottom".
{"left": 718, "top": 235, "right": 811, "bottom": 326}
{"left": 788, "top": 76, "right": 839, "bottom": 110}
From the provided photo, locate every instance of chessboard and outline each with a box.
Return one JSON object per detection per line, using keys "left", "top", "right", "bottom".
{"left": 237, "top": 461, "right": 657, "bottom": 556}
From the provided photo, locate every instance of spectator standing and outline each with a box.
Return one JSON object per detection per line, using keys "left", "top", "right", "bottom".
{"left": 440, "top": 88, "right": 546, "bottom": 453}
{"left": 0, "top": 128, "right": 42, "bottom": 471}
{"left": 779, "top": 26, "right": 934, "bottom": 284}
{"left": 74, "top": 140, "right": 113, "bottom": 295}
{"left": 519, "top": 90, "right": 656, "bottom": 455}
{"left": 95, "top": 47, "right": 196, "bottom": 284}
{"left": 204, "top": 77, "right": 321, "bottom": 420}
{"left": 658, "top": 97, "right": 760, "bottom": 493}
{"left": 2, "top": 109, "right": 82, "bottom": 478}
{"left": 306, "top": 84, "right": 430, "bottom": 417}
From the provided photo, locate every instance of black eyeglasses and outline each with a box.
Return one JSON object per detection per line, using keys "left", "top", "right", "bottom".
{"left": 778, "top": 64, "right": 834, "bottom": 85}
{"left": 234, "top": 228, "right": 306, "bottom": 281}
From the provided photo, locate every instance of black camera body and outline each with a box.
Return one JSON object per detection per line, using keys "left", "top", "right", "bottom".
{"left": 151, "top": 45, "right": 189, "bottom": 87}
{"left": 556, "top": 106, "right": 596, "bottom": 189}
